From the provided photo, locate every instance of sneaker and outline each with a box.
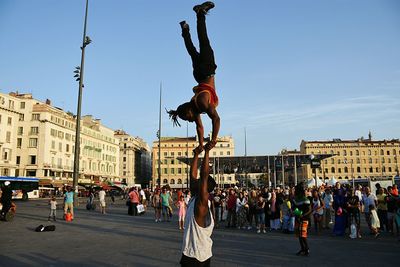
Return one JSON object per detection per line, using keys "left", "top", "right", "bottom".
{"left": 375, "top": 232, "right": 380, "bottom": 238}
{"left": 263, "top": 229, "right": 267, "bottom": 234}
{"left": 257, "top": 230, "right": 261, "bottom": 234}
{"left": 247, "top": 226, "right": 252, "bottom": 230}
{"left": 237, "top": 226, "right": 241, "bottom": 230}
{"left": 155, "top": 219, "right": 158, "bottom": 222}
{"left": 193, "top": 1, "right": 215, "bottom": 14}
{"left": 179, "top": 21, "right": 189, "bottom": 31}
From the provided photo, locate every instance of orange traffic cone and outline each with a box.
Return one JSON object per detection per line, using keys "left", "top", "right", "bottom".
{"left": 65, "top": 212, "right": 72, "bottom": 222}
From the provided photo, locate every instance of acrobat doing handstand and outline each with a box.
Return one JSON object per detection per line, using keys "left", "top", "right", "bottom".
{"left": 167, "top": 1, "right": 220, "bottom": 151}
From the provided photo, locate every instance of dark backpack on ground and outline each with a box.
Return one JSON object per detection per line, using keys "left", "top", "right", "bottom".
{"left": 35, "top": 225, "right": 56, "bottom": 232}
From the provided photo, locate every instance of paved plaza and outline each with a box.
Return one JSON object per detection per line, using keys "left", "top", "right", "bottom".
{"left": 0, "top": 198, "right": 398, "bottom": 267}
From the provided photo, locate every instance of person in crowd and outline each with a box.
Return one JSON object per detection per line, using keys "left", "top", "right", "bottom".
{"left": 247, "top": 190, "right": 258, "bottom": 230}
{"left": 48, "top": 196, "right": 57, "bottom": 221}
{"left": 362, "top": 187, "right": 377, "bottom": 233}
{"left": 161, "top": 187, "right": 173, "bottom": 222}
{"left": 256, "top": 194, "right": 266, "bottom": 234}
{"left": 370, "top": 204, "right": 380, "bottom": 238}
{"left": 322, "top": 188, "right": 333, "bottom": 229}
{"left": 226, "top": 189, "right": 237, "bottom": 228}
{"left": 347, "top": 189, "right": 361, "bottom": 238}
{"left": 293, "top": 182, "right": 311, "bottom": 256}
{"left": 269, "top": 192, "right": 281, "bottom": 231}
{"left": 99, "top": 188, "right": 106, "bottom": 215}
{"left": 63, "top": 186, "right": 74, "bottom": 220}
{"left": 386, "top": 186, "right": 397, "bottom": 234}
{"left": 0, "top": 181, "right": 12, "bottom": 216}
{"left": 376, "top": 187, "right": 388, "bottom": 232}
{"left": 333, "top": 188, "right": 347, "bottom": 236}
{"left": 139, "top": 187, "right": 147, "bottom": 211}
{"left": 177, "top": 195, "right": 187, "bottom": 230}
{"left": 311, "top": 189, "right": 324, "bottom": 234}
{"left": 212, "top": 189, "right": 222, "bottom": 228}
{"left": 236, "top": 191, "right": 248, "bottom": 229}
{"left": 152, "top": 189, "right": 162, "bottom": 222}
{"left": 128, "top": 187, "right": 140, "bottom": 216}
{"left": 281, "top": 192, "right": 294, "bottom": 233}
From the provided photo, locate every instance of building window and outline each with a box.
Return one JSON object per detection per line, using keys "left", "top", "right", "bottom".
{"left": 17, "top": 138, "right": 22, "bottom": 148}
{"left": 177, "top": 179, "right": 182, "bottom": 184}
{"left": 170, "top": 179, "right": 175, "bottom": 184}
{"left": 368, "top": 150, "right": 371, "bottom": 155}
{"left": 369, "top": 167, "right": 373, "bottom": 173}
{"left": 369, "top": 158, "right": 372, "bottom": 164}
{"left": 29, "top": 155, "right": 37, "bottom": 165}
{"left": 220, "top": 151, "right": 223, "bottom": 156}
{"left": 123, "top": 157, "right": 126, "bottom": 162}
{"left": 2, "top": 150, "right": 9, "bottom": 160}
{"left": 331, "top": 167, "right": 335, "bottom": 173}
{"left": 178, "top": 168, "right": 182, "bottom": 174}
{"left": 227, "top": 151, "right": 231, "bottom": 156}
{"left": 29, "top": 138, "right": 38, "bottom": 148}
{"left": 357, "top": 167, "right": 361, "bottom": 172}
{"left": 171, "top": 168, "right": 175, "bottom": 174}
{"left": 163, "top": 168, "right": 168, "bottom": 174}
{"left": 16, "top": 156, "right": 20, "bottom": 165}
{"left": 58, "top": 142, "right": 62, "bottom": 152}
{"left": 26, "top": 170, "right": 37, "bottom": 177}
{"left": 32, "top": 114, "right": 40, "bottom": 121}
{"left": 344, "top": 167, "right": 348, "bottom": 173}
{"left": 389, "top": 167, "right": 392, "bottom": 172}
{"left": 20, "top": 102, "right": 25, "bottom": 109}
{"left": 356, "top": 150, "right": 359, "bottom": 156}
{"left": 6, "top": 131, "right": 11, "bottom": 143}
{"left": 163, "top": 179, "right": 168, "bottom": 184}
{"left": 66, "top": 144, "right": 69, "bottom": 152}
{"left": 19, "top": 114, "right": 24, "bottom": 121}
{"left": 30, "top": 127, "right": 39, "bottom": 135}
{"left": 338, "top": 168, "right": 342, "bottom": 173}
{"left": 387, "top": 150, "right": 390, "bottom": 155}
{"left": 350, "top": 151, "right": 353, "bottom": 156}
{"left": 7, "top": 117, "right": 12, "bottom": 125}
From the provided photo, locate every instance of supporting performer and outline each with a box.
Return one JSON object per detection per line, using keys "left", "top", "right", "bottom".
{"left": 180, "top": 146, "right": 216, "bottom": 267}
{"left": 167, "top": 1, "right": 220, "bottom": 151}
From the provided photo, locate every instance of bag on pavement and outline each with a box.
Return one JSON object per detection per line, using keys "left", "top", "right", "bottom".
{"left": 137, "top": 204, "right": 145, "bottom": 214}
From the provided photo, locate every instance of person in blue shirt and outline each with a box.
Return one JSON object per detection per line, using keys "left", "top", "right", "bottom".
{"left": 64, "top": 186, "right": 74, "bottom": 220}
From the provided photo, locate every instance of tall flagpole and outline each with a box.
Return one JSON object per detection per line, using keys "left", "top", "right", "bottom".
{"left": 73, "top": 0, "right": 90, "bottom": 206}
{"left": 157, "top": 83, "right": 162, "bottom": 188}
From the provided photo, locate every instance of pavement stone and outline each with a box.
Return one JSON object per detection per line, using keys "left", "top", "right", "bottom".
{"left": 0, "top": 198, "right": 398, "bottom": 267}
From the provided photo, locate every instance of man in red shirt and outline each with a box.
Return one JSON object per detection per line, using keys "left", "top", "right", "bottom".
{"left": 226, "top": 189, "right": 237, "bottom": 228}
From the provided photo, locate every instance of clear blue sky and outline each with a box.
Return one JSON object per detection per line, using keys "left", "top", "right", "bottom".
{"left": 1, "top": 0, "right": 399, "bottom": 155}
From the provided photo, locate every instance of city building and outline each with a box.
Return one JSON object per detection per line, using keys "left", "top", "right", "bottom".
{"left": 0, "top": 92, "right": 120, "bottom": 187}
{"left": 151, "top": 135, "right": 235, "bottom": 188}
{"left": 300, "top": 134, "right": 400, "bottom": 182}
{"left": 115, "top": 129, "right": 151, "bottom": 187}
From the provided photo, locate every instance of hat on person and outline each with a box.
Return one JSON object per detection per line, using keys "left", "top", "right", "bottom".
{"left": 4, "top": 181, "right": 10, "bottom": 186}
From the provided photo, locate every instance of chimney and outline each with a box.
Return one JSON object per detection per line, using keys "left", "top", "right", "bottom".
{"left": 45, "top": 99, "right": 51, "bottom": 105}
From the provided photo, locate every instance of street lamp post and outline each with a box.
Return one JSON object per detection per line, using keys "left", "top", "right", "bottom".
{"left": 73, "top": 0, "right": 91, "bottom": 205}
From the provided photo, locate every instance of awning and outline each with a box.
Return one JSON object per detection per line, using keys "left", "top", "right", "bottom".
{"left": 39, "top": 179, "right": 52, "bottom": 186}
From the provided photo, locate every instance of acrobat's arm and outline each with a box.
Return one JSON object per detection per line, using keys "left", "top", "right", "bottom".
{"left": 194, "top": 115, "right": 204, "bottom": 150}
{"left": 205, "top": 107, "right": 220, "bottom": 150}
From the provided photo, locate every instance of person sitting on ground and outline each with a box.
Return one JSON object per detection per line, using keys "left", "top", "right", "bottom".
{"left": 167, "top": 1, "right": 220, "bottom": 152}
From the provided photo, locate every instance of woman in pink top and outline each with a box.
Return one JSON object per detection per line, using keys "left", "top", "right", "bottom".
{"left": 128, "top": 187, "right": 140, "bottom": 216}
{"left": 177, "top": 195, "right": 187, "bottom": 230}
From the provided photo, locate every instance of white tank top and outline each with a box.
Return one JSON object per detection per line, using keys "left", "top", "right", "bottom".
{"left": 181, "top": 196, "right": 214, "bottom": 262}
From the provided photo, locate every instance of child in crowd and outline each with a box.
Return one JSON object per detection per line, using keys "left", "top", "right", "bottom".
{"left": 281, "top": 193, "right": 294, "bottom": 233}
{"left": 177, "top": 195, "right": 187, "bottom": 230}
{"left": 48, "top": 196, "right": 57, "bottom": 221}
{"left": 369, "top": 204, "right": 380, "bottom": 238}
